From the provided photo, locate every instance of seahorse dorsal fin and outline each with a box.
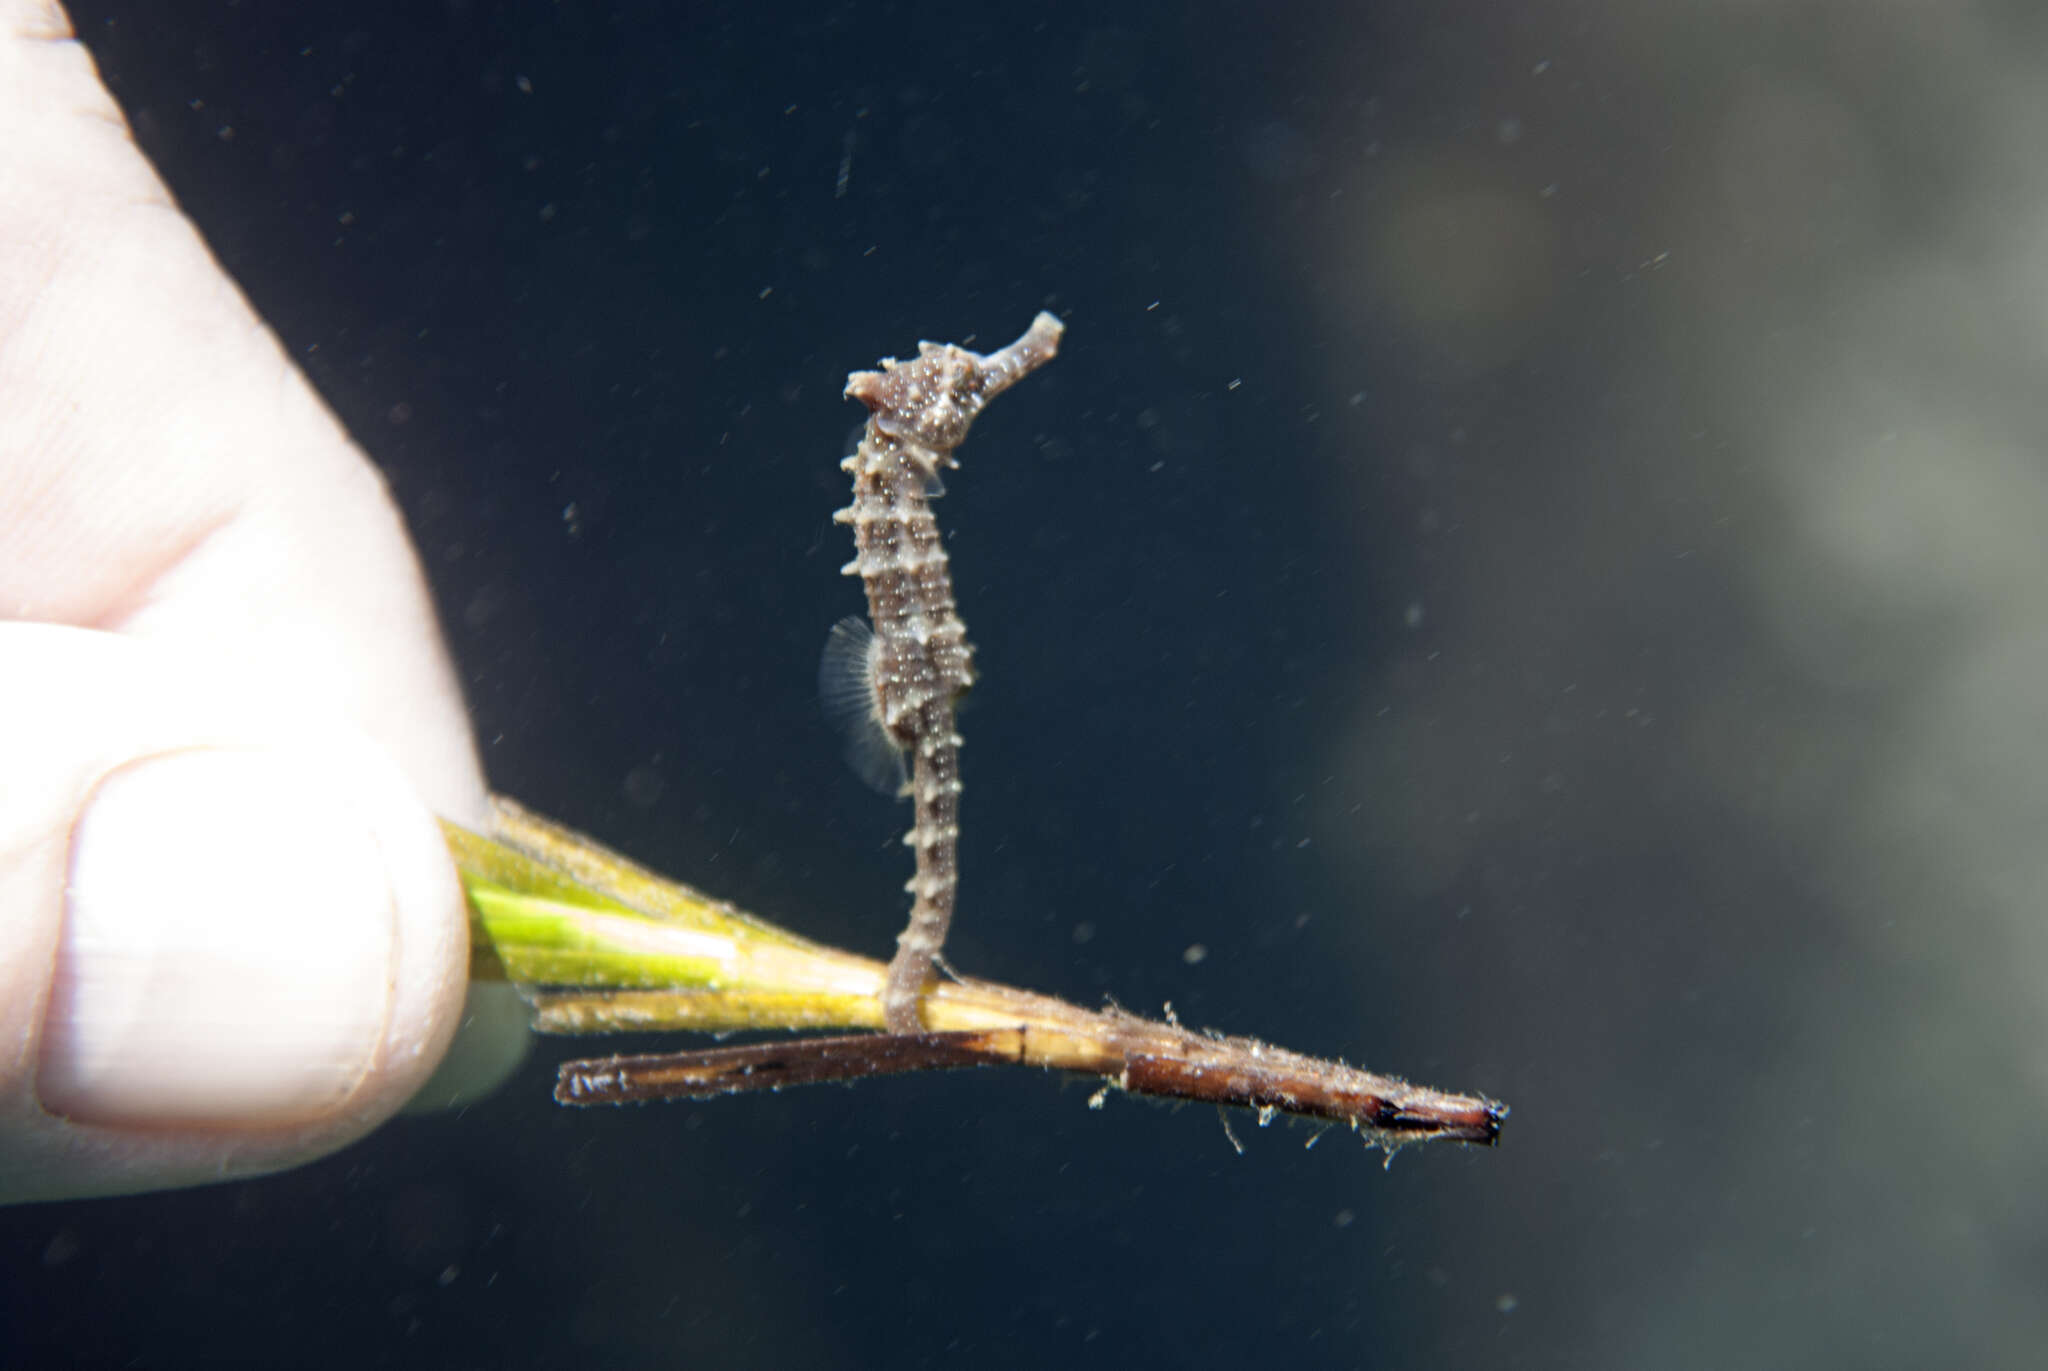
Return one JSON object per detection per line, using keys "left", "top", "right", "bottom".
{"left": 818, "top": 617, "right": 909, "bottom": 798}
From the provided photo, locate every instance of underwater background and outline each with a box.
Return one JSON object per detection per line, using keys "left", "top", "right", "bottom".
{"left": 9, "top": 1, "right": 2048, "bottom": 1366}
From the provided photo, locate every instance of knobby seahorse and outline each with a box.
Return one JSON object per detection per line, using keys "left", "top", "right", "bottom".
{"left": 823, "top": 312, "right": 1064, "bottom": 1032}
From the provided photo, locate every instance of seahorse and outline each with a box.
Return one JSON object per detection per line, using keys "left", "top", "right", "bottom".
{"left": 823, "top": 312, "right": 1064, "bottom": 1032}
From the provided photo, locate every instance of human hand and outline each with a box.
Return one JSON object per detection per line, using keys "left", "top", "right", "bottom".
{"left": 0, "top": 0, "right": 527, "bottom": 1203}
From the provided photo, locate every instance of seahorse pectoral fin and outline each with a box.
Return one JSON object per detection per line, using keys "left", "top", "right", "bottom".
{"left": 818, "top": 616, "right": 910, "bottom": 797}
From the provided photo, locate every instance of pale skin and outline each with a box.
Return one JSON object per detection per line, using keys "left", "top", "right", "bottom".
{"left": 0, "top": 0, "right": 526, "bottom": 1202}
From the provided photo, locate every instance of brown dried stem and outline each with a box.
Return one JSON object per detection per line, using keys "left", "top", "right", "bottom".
{"left": 453, "top": 799, "right": 1504, "bottom": 1156}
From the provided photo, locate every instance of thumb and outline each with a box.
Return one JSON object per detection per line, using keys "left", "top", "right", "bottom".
{"left": 0, "top": 623, "right": 469, "bottom": 1202}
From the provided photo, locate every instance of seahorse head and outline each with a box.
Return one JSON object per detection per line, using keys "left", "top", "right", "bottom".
{"left": 845, "top": 342, "right": 991, "bottom": 457}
